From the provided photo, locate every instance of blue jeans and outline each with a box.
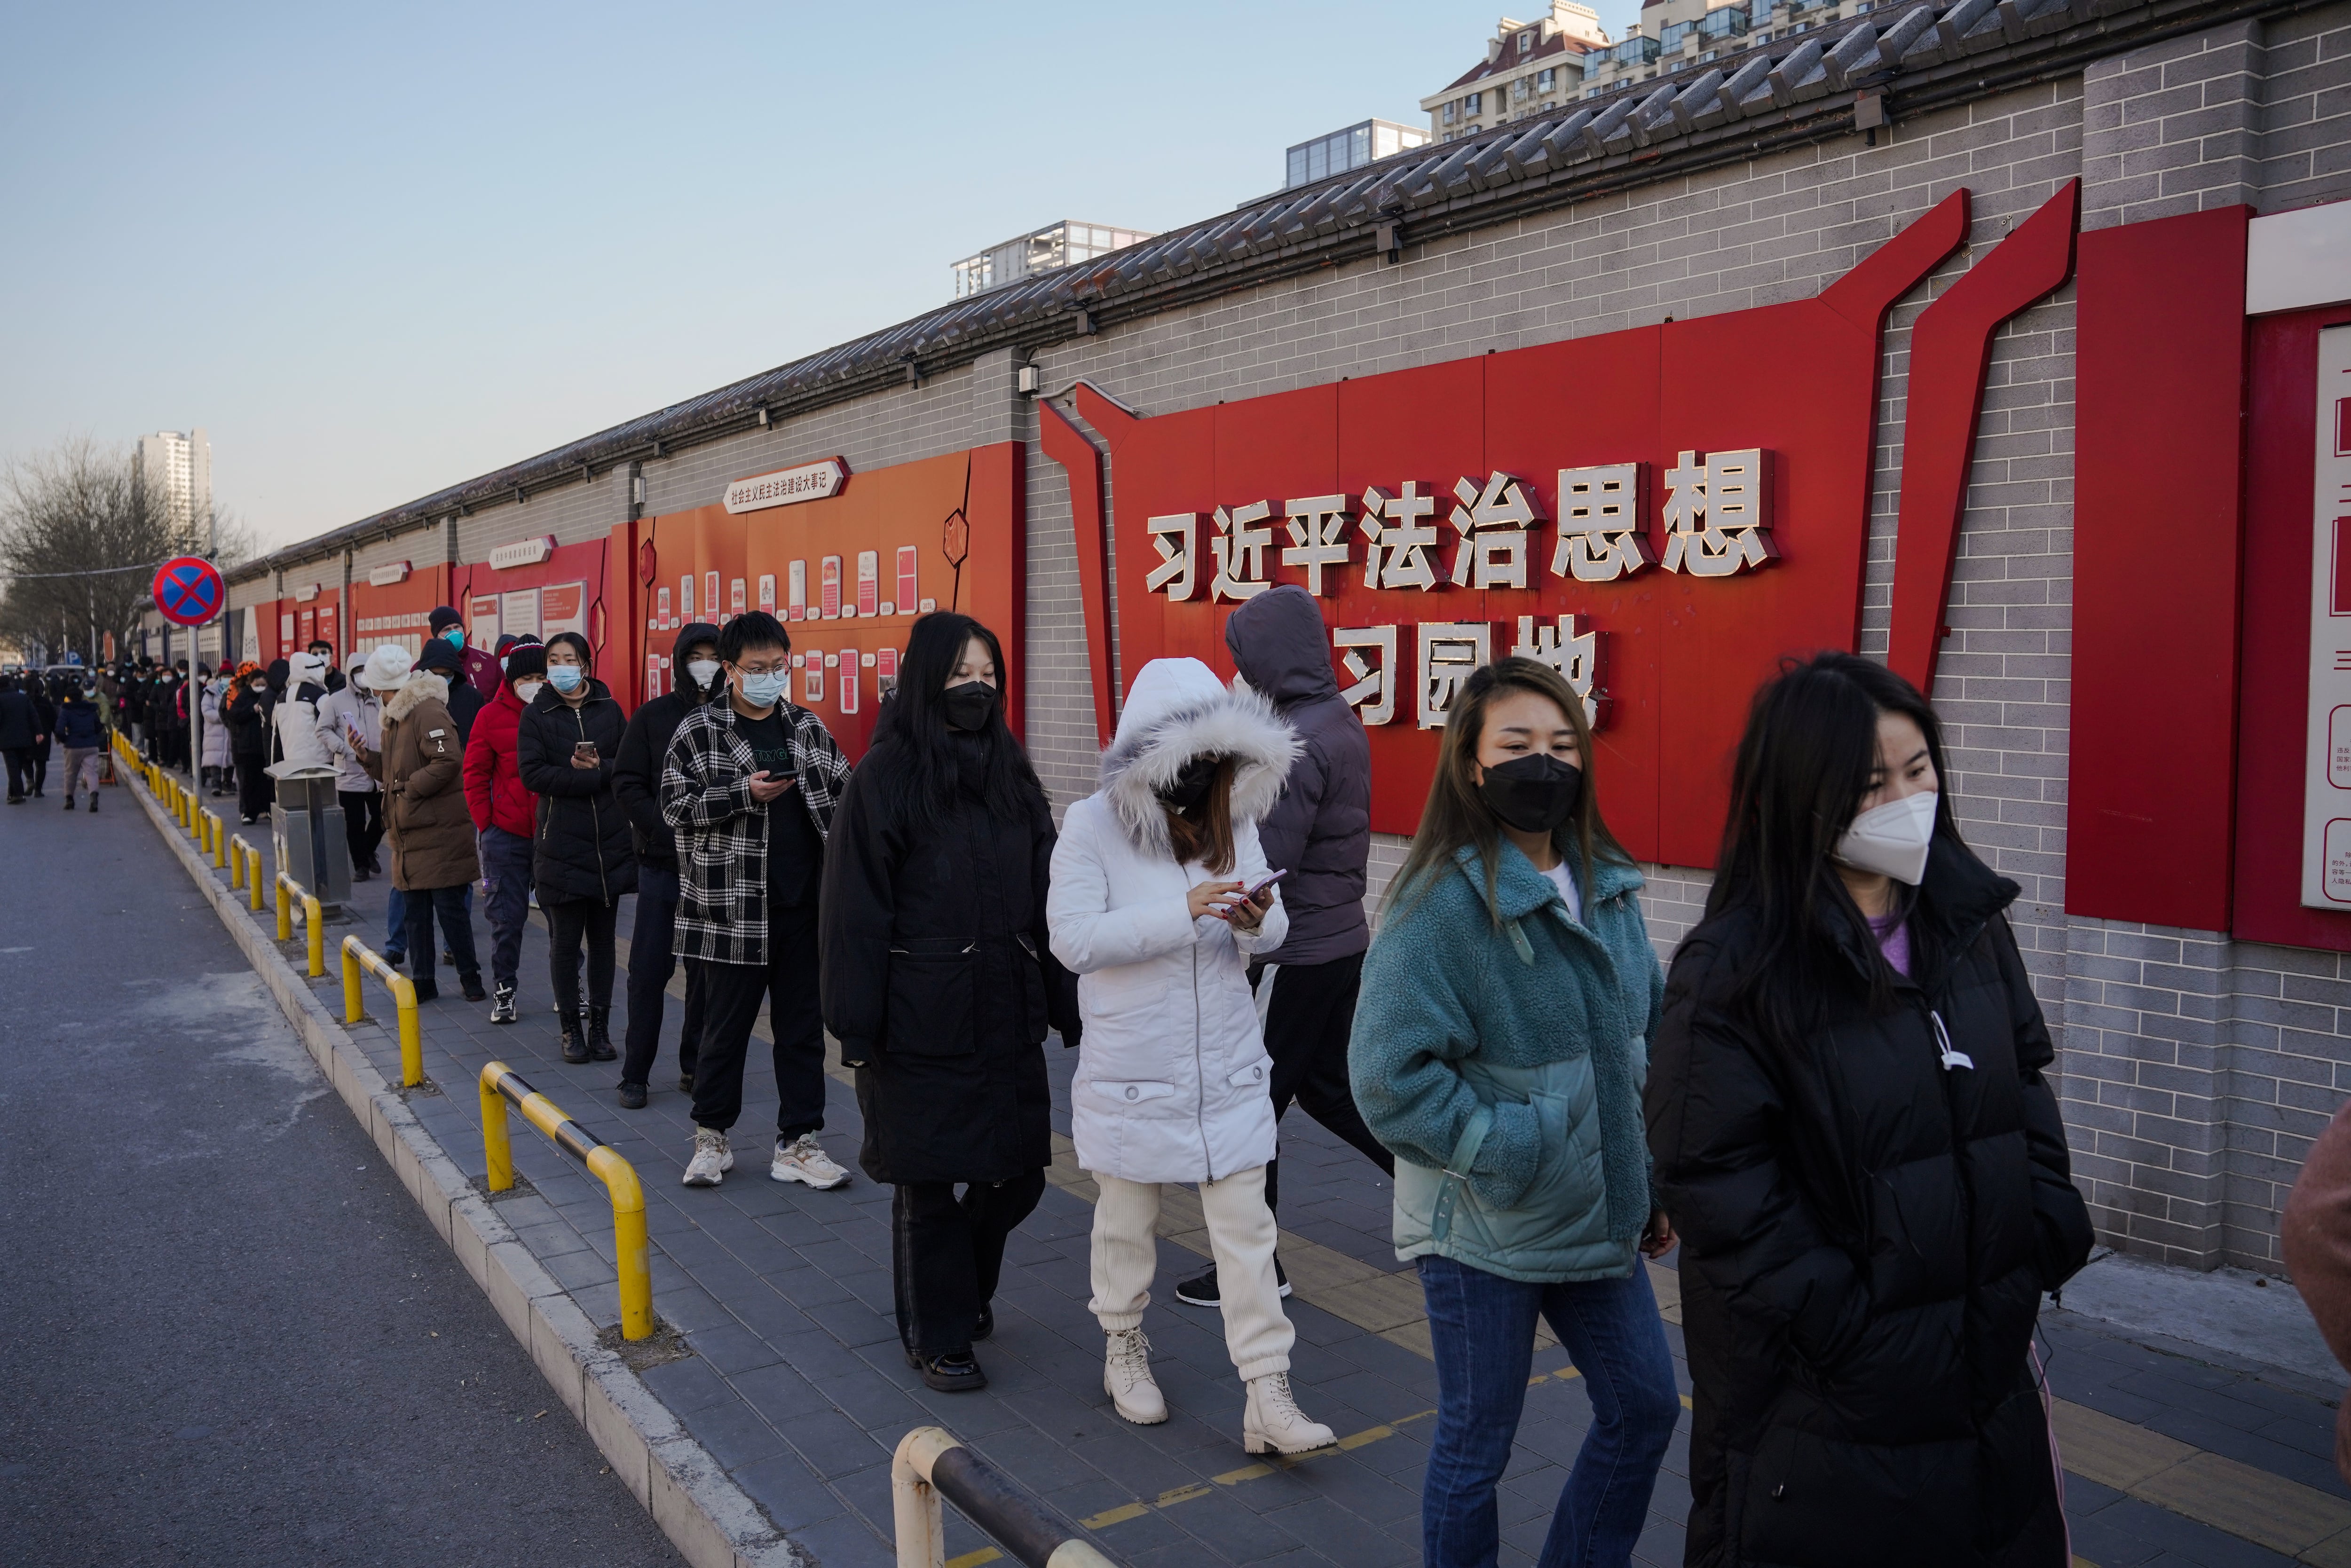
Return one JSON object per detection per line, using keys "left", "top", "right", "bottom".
{"left": 386, "top": 882, "right": 473, "bottom": 962}
{"left": 1419, "top": 1255, "right": 1680, "bottom": 1568}
{"left": 479, "top": 826, "right": 535, "bottom": 989}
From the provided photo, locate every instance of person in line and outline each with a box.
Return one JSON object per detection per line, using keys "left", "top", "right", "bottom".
{"left": 516, "top": 632, "right": 635, "bottom": 1060}
{"left": 121, "top": 662, "right": 148, "bottom": 759}
{"left": 426, "top": 606, "right": 502, "bottom": 700}
{"left": 2285, "top": 1101, "right": 2351, "bottom": 1486}
{"left": 272, "top": 652, "right": 335, "bottom": 776}
{"left": 0, "top": 674, "right": 43, "bottom": 804}
{"left": 1046, "top": 656, "right": 1334, "bottom": 1455}
{"left": 305, "top": 639, "right": 342, "bottom": 695}
{"left": 464, "top": 639, "right": 544, "bottom": 1025}
{"left": 55, "top": 681, "right": 105, "bottom": 812}
{"left": 24, "top": 676, "right": 56, "bottom": 798}
{"left": 1175, "top": 585, "right": 1391, "bottom": 1311}
{"left": 820, "top": 614, "right": 1083, "bottom": 1393}
{"left": 1350, "top": 659, "right": 1678, "bottom": 1568}
{"left": 358, "top": 643, "right": 485, "bottom": 1004}
{"left": 659, "top": 611, "right": 853, "bottom": 1192}
{"left": 226, "top": 664, "right": 277, "bottom": 824}
{"left": 317, "top": 651, "right": 384, "bottom": 882}
{"left": 201, "top": 666, "right": 232, "bottom": 796}
{"left": 1649, "top": 652, "right": 2094, "bottom": 1568}
{"left": 415, "top": 635, "right": 485, "bottom": 744}
{"left": 611, "top": 622, "right": 721, "bottom": 1107}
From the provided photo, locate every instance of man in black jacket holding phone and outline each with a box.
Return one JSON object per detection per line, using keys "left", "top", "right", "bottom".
{"left": 610, "top": 623, "right": 721, "bottom": 1109}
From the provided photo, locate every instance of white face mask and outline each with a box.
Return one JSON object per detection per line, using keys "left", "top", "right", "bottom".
{"left": 1832, "top": 791, "right": 1939, "bottom": 886}
{"left": 686, "top": 659, "right": 722, "bottom": 690}
{"left": 514, "top": 679, "right": 546, "bottom": 706}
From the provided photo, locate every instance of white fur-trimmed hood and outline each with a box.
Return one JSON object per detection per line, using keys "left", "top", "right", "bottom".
{"left": 383, "top": 671, "right": 448, "bottom": 725}
{"left": 1099, "top": 657, "right": 1298, "bottom": 855}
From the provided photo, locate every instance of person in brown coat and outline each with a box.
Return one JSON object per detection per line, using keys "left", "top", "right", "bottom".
{"left": 357, "top": 643, "right": 484, "bottom": 1004}
{"left": 2283, "top": 1101, "right": 2351, "bottom": 1484}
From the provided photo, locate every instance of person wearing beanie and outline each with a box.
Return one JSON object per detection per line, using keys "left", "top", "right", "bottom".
{"left": 356, "top": 643, "right": 484, "bottom": 1004}
{"left": 415, "top": 635, "right": 486, "bottom": 746}
{"left": 317, "top": 650, "right": 385, "bottom": 881}
{"left": 465, "top": 638, "right": 545, "bottom": 1023}
{"left": 609, "top": 622, "right": 721, "bottom": 1108}
{"left": 515, "top": 631, "right": 636, "bottom": 1063}
{"left": 427, "top": 605, "right": 502, "bottom": 699}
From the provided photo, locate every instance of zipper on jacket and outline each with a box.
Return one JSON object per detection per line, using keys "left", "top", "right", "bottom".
{"left": 571, "top": 701, "right": 610, "bottom": 904}
{"left": 1193, "top": 938, "right": 1213, "bottom": 1182}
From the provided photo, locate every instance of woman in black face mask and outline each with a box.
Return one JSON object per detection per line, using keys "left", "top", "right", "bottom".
{"left": 1349, "top": 657, "right": 1679, "bottom": 1568}
{"left": 817, "top": 612, "right": 1081, "bottom": 1394}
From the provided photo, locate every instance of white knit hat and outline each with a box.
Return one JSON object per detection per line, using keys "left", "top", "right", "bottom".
{"left": 363, "top": 644, "right": 413, "bottom": 693}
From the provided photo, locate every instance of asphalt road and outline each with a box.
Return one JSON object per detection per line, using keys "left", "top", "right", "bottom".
{"left": 0, "top": 775, "right": 686, "bottom": 1567}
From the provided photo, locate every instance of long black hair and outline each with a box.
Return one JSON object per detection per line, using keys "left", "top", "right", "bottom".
{"left": 872, "top": 612, "right": 1043, "bottom": 827}
{"left": 1706, "top": 650, "right": 1963, "bottom": 1055}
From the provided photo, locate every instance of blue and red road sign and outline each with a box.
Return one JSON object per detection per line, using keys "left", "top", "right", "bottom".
{"left": 152, "top": 556, "right": 224, "bottom": 627}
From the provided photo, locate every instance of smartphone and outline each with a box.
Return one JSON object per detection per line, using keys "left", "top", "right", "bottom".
{"left": 1244, "top": 868, "right": 1289, "bottom": 900}
{"left": 573, "top": 741, "right": 599, "bottom": 762}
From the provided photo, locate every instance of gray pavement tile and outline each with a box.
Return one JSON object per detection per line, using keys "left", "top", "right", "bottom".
{"left": 728, "top": 1451, "right": 850, "bottom": 1534}
{"left": 809, "top": 1366, "right": 928, "bottom": 1434}
{"left": 2132, "top": 1406, "right": 2350, "bottom": 1498}
{"left": 681, "top": 1321, "right": 785, "bottom": 1376}
{"left": 763, "top": 1327, "right": 877, "bottom": 1383}
{"left": 772, "top": 1507, "right": 891, "bottom": 1568}
{"left": 678, "top": 1394, "right": 790, "bottom": 1473}
{"left": 2071, "top": 1495, "right": 2297, "bottom": 1568}
{"left": 1262, "top": 1494, "right": 1420, "bottom": 1568}
{"left": 730, "top": 1360, "right": 836, "bottom": 1423}
{"left": 802, "top": 1299, "right": 901, "bottom": 1348}
{"left": 725, "top": 1285, "right": 819, "bottom": 1345}
{"left": 1160, "top": 1488, "right": 1314, "bottom": 1561}
{"left": 777, "top": 1406, "right": 892, "bottom": 1481}
{"left": 639, "top": 1354, "right": 737, "bottom": 1416}
{"left": 648, "top": 1284, "right": 734, "bottom": 1334}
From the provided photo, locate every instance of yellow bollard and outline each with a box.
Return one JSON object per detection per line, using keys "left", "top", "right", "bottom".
{"left": 479, "top": 1063, "right": 653, "bottom": 1339}
{"left": 341, "top": 938, "right": 364, "bottom": 1024}
{"left": 481, "top": 1068, "right": 513, "bottom": 1191}
{"left": 248, "top": 844, "right": 264, "bottom": 911}
{"left": 345, "top": 936, "right": 422, "bottom": 1087}
{"left": 211, "top": 814, "right": 226, "bottom": 869}
{"left": 589, "top": 1147, "right": 654, "bottom": 1342}
{"left": 303, "top": 892, "right": 323, "bottom": 978}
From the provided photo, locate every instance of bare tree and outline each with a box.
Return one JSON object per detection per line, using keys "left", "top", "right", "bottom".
{"left": 0, "top": 437, "right": 255, "bottom": 664}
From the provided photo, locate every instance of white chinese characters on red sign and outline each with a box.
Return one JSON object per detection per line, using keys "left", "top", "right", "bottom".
{"left": 722, "top": 458, "right": 849, "bottom": 515}
{"left": 1149, "top": 454, "right": 1774, "bottom": 733}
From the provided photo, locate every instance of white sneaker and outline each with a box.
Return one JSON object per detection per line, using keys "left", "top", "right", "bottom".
{"left": 1104, "top": 1328, "right": 1167, "bottom": 1425}
{"left": 683, "top": 1127, "right": 730, "bottom": 1187}
{"left": 1242, "top": 1371, "right": 1334, "bottom": 1455}
{"left": 771, "top": 1133, "right": 850, "bottom": 1190}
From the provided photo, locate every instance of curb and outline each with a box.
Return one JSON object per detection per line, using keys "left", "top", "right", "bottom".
{"left": 121, "top": 775, "right": 806, "bottom": 1568}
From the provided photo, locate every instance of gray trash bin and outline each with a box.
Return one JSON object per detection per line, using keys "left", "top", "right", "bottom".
{"left": 267, "top": 763, "right": 351, "bottom": 909}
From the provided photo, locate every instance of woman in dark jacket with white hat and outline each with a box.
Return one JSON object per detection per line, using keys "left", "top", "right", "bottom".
{"left": 516, "top": 631, "right": 636, "bottom": 1064}
{"left": 1648, "top": 652, "right": 2093, "bottom": 1568}
{"left": 819, "top": 613, "right": 1081, "bottom": 1393}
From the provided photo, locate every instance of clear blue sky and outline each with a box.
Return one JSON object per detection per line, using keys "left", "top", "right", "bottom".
{"left": 0, "top": 0, "right": 1640, "bottom": 552}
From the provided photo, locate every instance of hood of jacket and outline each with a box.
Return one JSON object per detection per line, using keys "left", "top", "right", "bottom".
{"left": 385, "top": 671, "right": 449, "bottom": 725}
{"left": 670, "top": 621, "right": 722, "bottom": 701}
{"left": 1224, "top": 585, "right": 1338, "bottom": 707}
{"left": 1100, "top": 657, "right": 1297, "bottom": 855}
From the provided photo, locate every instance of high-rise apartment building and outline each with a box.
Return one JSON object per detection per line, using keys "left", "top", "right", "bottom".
{"left": 136, "top": 428, "right": 212, "bottom": 536}
{"left": 1284, "top": 120, "right": 1431, "bottom": 189}
{"left": 950, "top": 221, "right": 1156, "bottom": 299}
{"left": 1421, "top": 3, "right": 1612, "bottom": 141}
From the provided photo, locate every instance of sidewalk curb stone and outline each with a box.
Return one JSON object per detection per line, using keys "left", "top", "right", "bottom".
{"left": 122, "top": 778, "right": 805, "bottom": 1568}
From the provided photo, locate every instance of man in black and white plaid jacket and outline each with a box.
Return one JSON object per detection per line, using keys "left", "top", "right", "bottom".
{"left": 661, "top": 611, "right": 855, "bottom": 1191}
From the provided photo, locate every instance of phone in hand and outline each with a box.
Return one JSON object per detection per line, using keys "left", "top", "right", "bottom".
{"left": 1243, "top": 868, "right": 1288, "bottom": 901}
{"left": 573, "top": 741, "right": 599, "bottom": 762}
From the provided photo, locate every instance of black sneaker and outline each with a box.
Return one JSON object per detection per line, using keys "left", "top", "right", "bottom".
{"left": 1174, "top": 1260, "right": 1291, "bottom": 1308}
{"left": 460, "top": 974, "right": 488, "bottom": 1003}
{"left": 678, "top": 1072, "right": 694, "bottom": 1095}
{"left": 617, "top": 1081, "right": 648, "bottom": 1109}
{"left": 973, "top": 1303, "right": 994, "bottom": 1342}
{"left": 904, "top": 1348, "right": 987, "bottom": 1393}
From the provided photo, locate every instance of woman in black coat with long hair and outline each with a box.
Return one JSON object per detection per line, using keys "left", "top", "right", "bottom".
{"left": 1647, "top": 652, "right": 2093, "bottom": 1568}
{"left": 225, "top": 664, "right": 277, "bottom": 823}
{"left": 516, "top": 632, "right": 636, "bottom": 1063}
{"left": 819, "top": 612, "right": 1081, "bottom": 1394}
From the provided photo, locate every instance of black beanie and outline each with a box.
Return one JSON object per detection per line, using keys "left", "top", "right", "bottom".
{"left": 416, "top": 637, "right": 465, "bottom": 675}
{"left": 428, "top": 605, "right": 464, "bottom": 634}
{"left": 503, "top": 643, "right": 547, "bottom": 682}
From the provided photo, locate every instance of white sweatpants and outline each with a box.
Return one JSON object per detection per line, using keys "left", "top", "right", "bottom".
{"left": 1088, "top": 1165, "right": 1294, "bottom": 1381}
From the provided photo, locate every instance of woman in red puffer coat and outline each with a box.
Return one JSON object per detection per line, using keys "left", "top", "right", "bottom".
{"left": 464, "top": 640, "right": 543, "bottom": 1024}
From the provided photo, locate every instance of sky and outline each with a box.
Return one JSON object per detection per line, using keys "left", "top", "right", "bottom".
{"left": 0, "top": 0, "right": 1642, "bottom": 554}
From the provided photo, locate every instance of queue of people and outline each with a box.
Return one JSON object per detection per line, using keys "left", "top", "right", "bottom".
{"left": 35, "top": 594, "right": 2094, "bottom": 1566}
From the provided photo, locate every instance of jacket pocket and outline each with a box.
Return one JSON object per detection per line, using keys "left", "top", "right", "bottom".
{"left": 1226, "top": 1061, "right": 1270, "bottom": 1091}
{"left": 1092, "top": 1079, "right": 1176, "bottom": 1107}
{"left": 886, "top": 938, "right": 975, "bottom": 1057}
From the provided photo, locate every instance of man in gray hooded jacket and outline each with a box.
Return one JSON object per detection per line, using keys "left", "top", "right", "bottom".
{"left": 1177, "top": 584, "right": 1396, "bottom": 1308}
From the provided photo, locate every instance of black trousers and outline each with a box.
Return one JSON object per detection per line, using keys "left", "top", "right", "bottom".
{"left": 2, "top": 749, "right": 30, "bottom": 798}
{"left": 892, "top": 1171, "right": 1046, "bottom": 1356}
{"left": 1252, "top": 950, "right": 1393, "bottom": 1216}
{"left": 622, "top": 864, "right": 702, "bottom": 1087}
{"left": 403, "top": 884, "right": 481, "bottom": 997}
{"left": 689, "top": 902, "right": 824, "bottom": 1139}
{"left": 340, "top": 789, "right": 383, "bottom": 871}
{"left": 544, "top": 895, "right": 619, "bottom": 1017}
{"left": 233, "top": 753, "right": 273, "bottom": 819}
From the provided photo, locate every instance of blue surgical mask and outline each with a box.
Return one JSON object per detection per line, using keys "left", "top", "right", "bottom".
{"left": 547, "top": 664, "right": 583, "bottom": 694}
{"left": 441, "top": 628, "right": 465, "bottom": 649}
{"left": 739, "top": 670, "right": 789, "bottom": 709}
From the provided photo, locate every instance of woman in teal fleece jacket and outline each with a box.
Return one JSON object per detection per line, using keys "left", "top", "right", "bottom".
{"left": 1350, "top": 657, "right": 1680, "bottom": 1568}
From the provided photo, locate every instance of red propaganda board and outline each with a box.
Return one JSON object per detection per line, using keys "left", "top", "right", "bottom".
{"left": 1055, "top": 195, "right": 1990, "bottom": 865}
{"left": 153, "top": 557, "right": 224, "bottom": 627}
{"left": 622, "top": 444, "right": 1023, "bottom": 759}
{"left": 348, "top": 565, "right": 453, "bottom": 661}
{"left": 451, "top": 540, "right": 608, "bottom": 683}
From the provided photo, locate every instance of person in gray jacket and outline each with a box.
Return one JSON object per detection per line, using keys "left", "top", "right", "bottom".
{"left": 1177, "top": 584, "right": 1395, "bottom": 1309}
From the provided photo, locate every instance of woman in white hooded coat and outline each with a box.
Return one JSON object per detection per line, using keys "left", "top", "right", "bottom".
{"left": 270, "top": 651, "right": 335, "bottom": 773}
{"left": 1048, "top": 656, "right": 1335, "bottom": 1456}
{"left": 200, "top": 672, "right": 232, "bottom": 794}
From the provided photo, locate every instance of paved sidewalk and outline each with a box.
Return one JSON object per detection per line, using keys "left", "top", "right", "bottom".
{"left": 159, "top": 786, "right": 2351, "bottom": 1568}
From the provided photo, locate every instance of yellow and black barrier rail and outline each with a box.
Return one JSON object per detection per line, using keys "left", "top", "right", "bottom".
{"left": 478, "top": 1062, "right": 653, "bottom": 1341}
{"left": 892, "top": 1427, "right": 1120, "bottom": 1568}
{"left": 275, "top": 870, "right": 325, "bottom": 978}
{"left": 342, "top": 935, "right": 423, "bottom": 1088}
{"left": 229, "top": 835, "right": 265, "bottom": 911}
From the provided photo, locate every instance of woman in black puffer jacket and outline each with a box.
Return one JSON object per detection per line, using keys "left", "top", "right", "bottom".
{"left": 516, "top": 632, "right": 636, "bottom": 1063}
{"left": 1648, "top": 652, "right": 2092, "bottom": 1568}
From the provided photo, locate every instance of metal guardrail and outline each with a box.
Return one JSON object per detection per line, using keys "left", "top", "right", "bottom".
{"left": 275, "top": 870, "right": 325, "bottom": 977}
{"left": 478, "top": 1062, "right": 653, "bottom": 1340}
{"left": 342, "top": 935, "right": 422, "bottom": 1088}
{"left": 230, "top": 835, "right": 265, "bottom": 911}
{"left": 892, "top": 1428, "right": 1119, "bottom": 1568}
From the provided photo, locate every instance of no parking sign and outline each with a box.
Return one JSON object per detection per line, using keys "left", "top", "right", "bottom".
{"left": 153, "top": 556, "right": 223, "bottom": 627}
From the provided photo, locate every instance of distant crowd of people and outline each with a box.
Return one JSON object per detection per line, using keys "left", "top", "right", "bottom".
{"left": 41, "top": 583, "right": 2099, "bottom": 1567}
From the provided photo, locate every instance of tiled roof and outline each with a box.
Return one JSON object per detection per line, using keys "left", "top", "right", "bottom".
{"left": 1439, "top": 30, "right": 1593, "bottom": 94}
{"left": 232, "top": 0, "right": 2278, "bottom": 579}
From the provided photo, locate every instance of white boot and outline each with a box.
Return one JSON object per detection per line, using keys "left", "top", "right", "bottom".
{"left": 1103, "top": 1328, "right": 1167, "bottom": 1425}
{"left": 1242, "top": 1371, "right": 1334, "bottom": 1455}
